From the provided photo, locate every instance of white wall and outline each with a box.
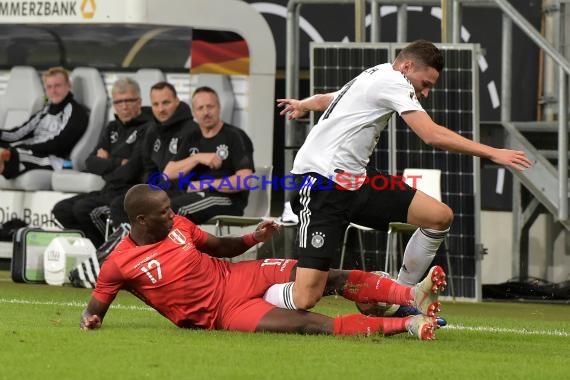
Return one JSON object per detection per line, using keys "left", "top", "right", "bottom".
{"left": 481, "top": 210, "right": 570, "bottom": 284}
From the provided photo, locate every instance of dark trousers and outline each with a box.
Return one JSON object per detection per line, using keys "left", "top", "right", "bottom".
{"left": 1, "top": 146, "right": 56, "bottom": 178}
{"left": 171, "top": 192, "right": 245, "bottom": 224}
{"left": 109, "top": 192, "right": 129, "bottom": 227}
{"left": 109, "top": 190, "right": 245, "bottom": 228}
{"left": 52, "top": 189, "right": 125, "bottom": 248}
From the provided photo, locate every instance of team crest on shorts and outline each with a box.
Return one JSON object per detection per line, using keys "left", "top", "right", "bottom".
{"left": 216, "top": 144, "right": 229, "bottom": 160}
{"left": 311, "top": 232, "right": 326, "bottom": 248}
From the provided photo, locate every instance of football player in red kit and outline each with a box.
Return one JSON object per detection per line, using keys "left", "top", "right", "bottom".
{"left": 80, "top": 184, "right": 446, "bottom": 340}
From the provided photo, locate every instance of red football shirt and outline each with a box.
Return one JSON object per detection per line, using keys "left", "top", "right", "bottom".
{"left": 93, "top": 215, "right": 231, "bottom": 329}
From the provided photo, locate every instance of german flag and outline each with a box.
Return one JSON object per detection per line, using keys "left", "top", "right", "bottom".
{"left": 191, "top": 31, "right": 249, "bottom": 75}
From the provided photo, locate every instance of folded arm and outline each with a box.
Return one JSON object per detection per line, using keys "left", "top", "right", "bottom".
{"left": 163, "top": 152, "right": 224, "bottom": 180}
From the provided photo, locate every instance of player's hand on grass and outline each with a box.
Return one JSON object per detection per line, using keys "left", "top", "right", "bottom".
{"left": 80, "top": 314, "right": 102, "bottom": 330}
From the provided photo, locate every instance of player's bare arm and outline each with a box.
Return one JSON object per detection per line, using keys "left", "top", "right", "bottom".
{"left": 163, "top": 155, "right": 200, "bottom": 179}
{"left": 80, "top": 297, "right": 110, "bottom": 330}
{"left": 277, "top": 93, "right": 335, "bottom": 120}
{"left": 402, "top": 111, "right": 533, "bottom": 171}
{"left": 199, "top": 220, "right": 280, "bottom": 258}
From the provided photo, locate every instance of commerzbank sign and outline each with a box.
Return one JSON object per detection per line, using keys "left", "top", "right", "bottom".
{"left": 0, "top": 0, "right": 96, "bottom": 19}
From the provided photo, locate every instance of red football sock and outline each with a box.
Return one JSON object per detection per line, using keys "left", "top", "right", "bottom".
{"left": 341, "top": 270, "right": 413, "bottom": 306}
{"left": 333, "top": 314, "right": 408, "bottom": 336}
{"left": 381, "top": 316, "right": 410, "bottom": 336}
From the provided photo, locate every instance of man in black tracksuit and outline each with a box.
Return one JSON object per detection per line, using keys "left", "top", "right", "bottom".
{"left": 52, "top": 77, "right": 152, "bottom": 247}
{"left": 0, "top": 66, "right": 88, "bottom": 177}
{"left": 108, "top": 81, "right": 198, "bottom": 226}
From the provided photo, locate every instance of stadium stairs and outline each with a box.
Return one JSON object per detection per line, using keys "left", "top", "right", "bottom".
{"left": 482, "top": 121, "right": 570, "bottom": 282}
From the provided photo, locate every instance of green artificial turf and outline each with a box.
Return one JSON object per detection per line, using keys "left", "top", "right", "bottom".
{"left": 1, "top": 270, "right": 569, "bottom": 380}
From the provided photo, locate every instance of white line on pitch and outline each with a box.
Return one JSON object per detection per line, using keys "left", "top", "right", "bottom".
{"left": 445, "top": 324, "right": 570, "bottom": 337}
{"left": 0, "top": 298, "right": 153, "bottom": 311}
{"left": 3, "top": 298, "right": 569, "bottom": 337}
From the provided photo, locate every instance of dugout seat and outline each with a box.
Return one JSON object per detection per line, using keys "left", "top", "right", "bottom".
{"left": 0, "top": 66, "right": 48, "bottom": 190}
{"left": 0, "top": 66, "right": 45, "bottom": 131}
{"left": 68, "top": 67, "right": 107, "bottom": 172}
{"left": 1, "top": 67, "right": 107, "bottom": 191}
{"left": 53, "top": 68, "right": 163, "bottom": 193}
{"left": 51, "top": 68, "right": 108, "bottom": 193}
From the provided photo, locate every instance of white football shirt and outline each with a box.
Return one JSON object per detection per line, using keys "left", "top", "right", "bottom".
{"left": 292, "top": 63, "right": 425, "bottom": 190}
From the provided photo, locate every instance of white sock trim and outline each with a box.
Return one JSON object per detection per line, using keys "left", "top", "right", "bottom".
{"left": 263, "top": 282, "right": 297, "bottom": 310}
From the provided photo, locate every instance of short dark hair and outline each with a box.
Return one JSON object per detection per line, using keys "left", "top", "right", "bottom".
{"left": 151, "top": 81, "right": 178, "bottom": 98}
{"left": 192, "top": 86, "right": 219, "bottom": 102}
{"left": 396, "top": 40, "right": 445, "bottom": 72}
{"left": 124, "top": 184, "right": 161, "bottom": 223}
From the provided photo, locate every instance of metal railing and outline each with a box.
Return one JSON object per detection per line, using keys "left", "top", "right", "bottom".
{"left": 285, "top": 0, "right": 570, "bottom": 222}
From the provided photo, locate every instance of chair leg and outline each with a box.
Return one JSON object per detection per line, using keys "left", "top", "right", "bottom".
{"left": 385, "top": 227, "right": 393, "bottom": 275}
{"left": 357, "top": 229, "right": 366, "bottom": 271}
{"left": 104, "top": 217, "right": 112, "bottom": 241}
{"left": 339, "top": 225, "right": 352, "bottom": 270}
{"left": 443, "top": 236, "right": 456, "bottom": 300}
{"left": 390, "top": 232, "right": 399, "bottom": 278}
{"left": 396, "top": 232, "right": 405, "bottom": 276}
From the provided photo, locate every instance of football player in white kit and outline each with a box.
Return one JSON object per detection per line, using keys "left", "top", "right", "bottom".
{"left": 264, "top": 40, "right": 532, "bottom": 315}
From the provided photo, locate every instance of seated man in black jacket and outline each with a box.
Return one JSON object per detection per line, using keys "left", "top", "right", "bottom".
{"left": 0, "top": 66, "right": 88, "bottom": 178}
{"left": 108, "top": 81, "right": 198, "bottom": 226}
{"left": 52, "top": 77, "right": 152, "bottom": 247}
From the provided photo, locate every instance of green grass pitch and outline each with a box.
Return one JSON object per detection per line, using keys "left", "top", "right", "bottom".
{"left": 1, "top": 270, "right": 569, "bottom": 380}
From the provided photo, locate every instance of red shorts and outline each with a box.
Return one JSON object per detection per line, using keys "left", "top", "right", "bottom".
{"left": 216, "top": 258, "right": 297, "bottom": 332}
